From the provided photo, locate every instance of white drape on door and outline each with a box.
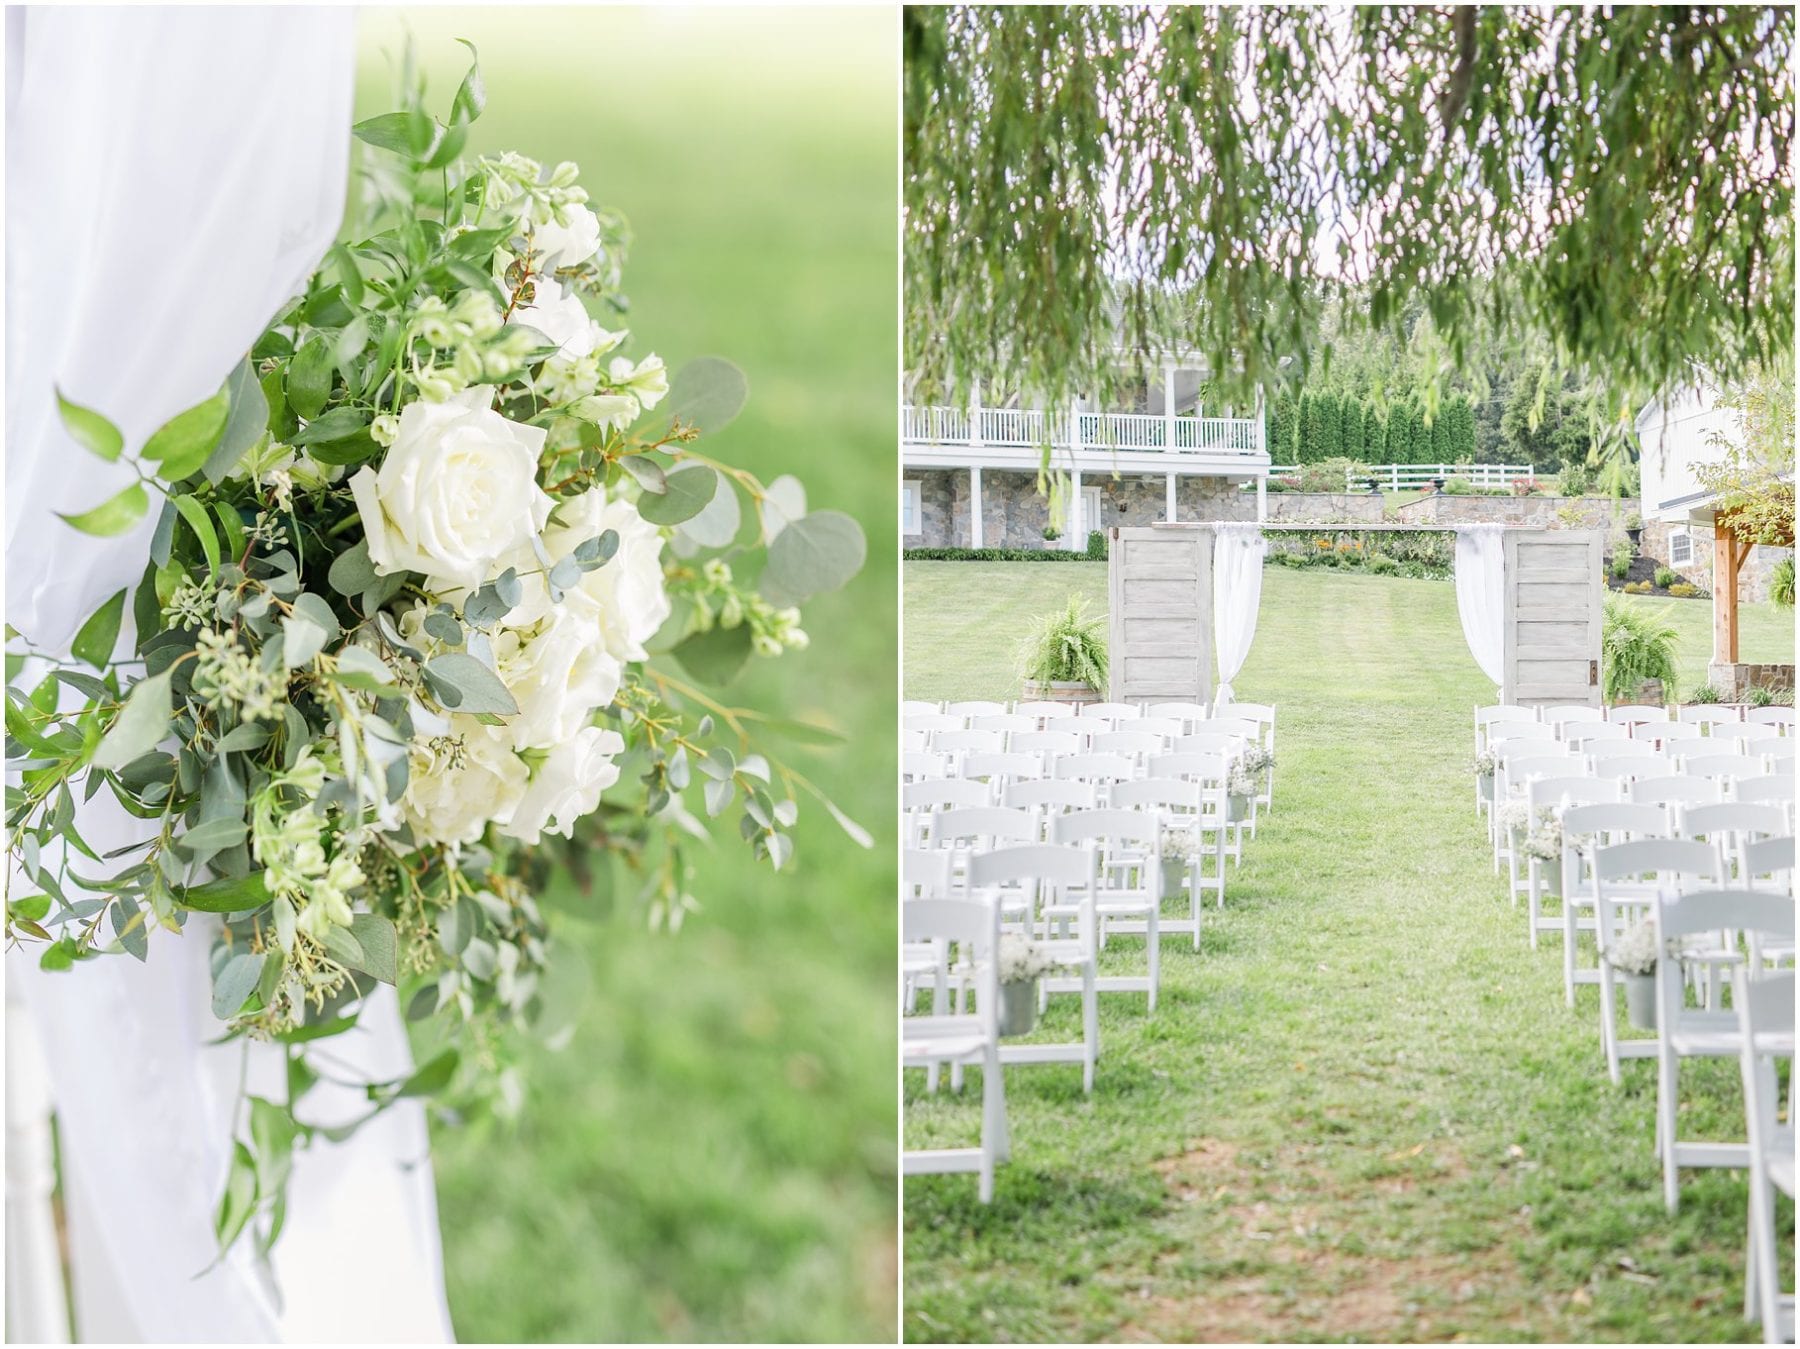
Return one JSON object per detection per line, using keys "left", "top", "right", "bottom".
{"left": 1454, "top": 524, "right": 1507, "bottom": 693}
{"left": 7, "top": 6, "right": 455, "bottom": 1341}
{"left": 1212, "top": 522, "right": 1267, "bottom": 704}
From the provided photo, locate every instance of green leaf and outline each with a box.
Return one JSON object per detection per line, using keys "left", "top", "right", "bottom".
{"left": 56, "top": 389, "right": 123, "bottom": 462}
{"left": 110, "top": 900, "right": 149, "bottom": 961}
{"left": 93, "top": 669, "right": 173, "bottom": 770}
{"left": 211, "top": 950, "right": 266, "bottom": 1019}
{"left": 422, "top": 653, "right": 519, "bottom": 715}
{"left": 352, "top": 112, "right": 417, "bottom": 155}
{"left": 70, "top": 589, "right": 127, "bottom": 669}
{"left": 763, "top": 510, "right": 866, "bottom": 602}
{"left": 215, "top": 1141, "right": 258, "bottom": 1249}
{"left": 281, "top": 593, "right": 339, "bottom": 669}
{"left": 673, "top": 623, "right": 754, "bottom": 687}
{"left": 203, "top": 360, "right": 270, "bottom": 484}
{"left": 10, "top": 895, "right": 51, "bottom": 924}
{"left": 38, "top": 937, "right": 78, "bottom": 972}
{"left": 58, "top": 482, "right": 149, "bottom": 538}
{"left": 286, "top": 338, "right": 333, "bottom": 421}
{"left": 142, "top": 389, "right": 230, "bottom": 481}
{"left": 172, "top": 494, "right": 222, "bottom": 578}
{"left": 179, "top": 871, "right": 272, "bottom": 914}
{"left": 289, "top": 406, "right": 368, "bottom": 447}
{"left": 396, "top": 1047, "right": 459, "bottom": 1099}
{"left": 177, "top": 817, "right": 249, "bottom": 868}
{"left": 322, "top": 923, "right": 366, "bottom": 970}
{"left": 327, "top": 539, "right": 378, "bottom": 598}
{"left": 342, "top": 913, "right": 398, "bottom": 985}
{"left": 638, "top": 464, "right": 718, "bottom": 526}
{"left": 450, "top": 39, "right": 486, "bottom": 126}
{"left": 667, "top": 357, "right": 750, "bottom": 435}
{"left": 618, "top": 456, "right": 667, "bottom": 494}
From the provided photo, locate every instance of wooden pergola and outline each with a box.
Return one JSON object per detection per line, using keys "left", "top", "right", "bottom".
{"left": 1709, "top": 499, "right": 1795, "bottom": 664}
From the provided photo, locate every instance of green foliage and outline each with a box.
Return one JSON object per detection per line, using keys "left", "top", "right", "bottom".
{"left": 1667, "top": 582, "right": 1702, "bottom": 598}
{"left": 1654, "top": 566, "right": 1679, "bottom": 589}
{"left": 1558, "top": 461, "right": 1592, "bottom": 496}
{"left": 1016, "top": 594, "right": 1107, "bottom": 688}
{"left": 1610, "top": 539, "right": 1634, "bottom": 580}
{"left": 1687, "top": 682, "right": 1724, "bottom": 704}
{"left": 905, "top": 6, "right": 1794, "bottom": 422}
{"left": 1602, "top": 595, "right": 1680, "bottom": 702}
{"left": 904, "top": 547, "right": 1096, "bottom": 563}
{"left": 1747, "top": 685, "right": 1776, "bottom": 706}
{"left": 1771, "top": 556, "right": 1796, "bottom": 607}
{"left": 1084, "top": 530, "right": 1108, "bottom": 561}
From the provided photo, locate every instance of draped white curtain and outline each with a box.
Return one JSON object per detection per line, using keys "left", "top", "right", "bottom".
{"left": 1212, "top": 522, "right": 1267, "bottom": 704}
{"left": 1454, "top": 524, "right": 1507, "bottom": 694}
{"left": 7, "top": 7, "right": 454, "bottom": 1341}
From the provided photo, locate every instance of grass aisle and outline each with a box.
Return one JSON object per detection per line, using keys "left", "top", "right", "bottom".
{"left": 904, "top": 563, "right": 1792, "bottom": 1343}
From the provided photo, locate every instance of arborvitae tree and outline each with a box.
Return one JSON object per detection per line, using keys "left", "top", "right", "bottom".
{"left": 1366, "top": 408, "right": 1387, "bottom": 460}
{"left": 1300, "top": 391, "right": 1329, "bottom": 463}
{"left": 1270, "top": 390, "right": 1297, "bottom": 461}
{"left": 1430, "top": 401, "right": 1454, "bottom": 461}
{"left": 1319, "top": 391, "right": 1343, "bottom": 458}
{"left": 1387, "top": 402, "right": 1415, "bottom": 462}
{"left": 1442, "top": 396, "right": 1477, "bottom": 461}
{"left": 1344, "top": 398, "right": 1366, "bottom": 461}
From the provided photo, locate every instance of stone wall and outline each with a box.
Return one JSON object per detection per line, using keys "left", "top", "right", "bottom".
{"left": 1262, "top": 493, "right": 1386, "bottom": 524}
{"left": 905, "top": 470, "right": 1254, "bottom": 548}
{"left": 1394, "top": 494, "right": 1630, "bottom": 530}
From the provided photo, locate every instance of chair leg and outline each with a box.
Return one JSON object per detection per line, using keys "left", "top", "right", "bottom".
{"left": 1147, "top": 902, "right": 1160, "bottom": 1014}
{"left": 1527, "top": 863, "right": 1541, "bottom": 948}
{"left": 1599, "top": 964, "right": 1622, "bottom": 1085}
{"left": 1189, "top": 858, "right": 1201, "bottom": 951}
{"left": 1658, "top": 1049, "right": 1680, "bottom": 1214}
{"left": 1081, "top": 961, "right": 1097, "bottom": 1095}
{"left": 1562, "top": 903, "right": 1579, "bottom": 1009}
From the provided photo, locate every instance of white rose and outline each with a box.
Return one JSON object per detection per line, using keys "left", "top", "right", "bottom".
{"left": 402, "top": 718, "right": 528, "bottom": 846}
{"left": 500, "top": 726, "right": 625, "bottom": 844}
{"left": 492, "top": 602, "right": 624, "bottom": 750}
{"left": 533, "top": 205, "right": 601, "bottom": 270}
{"left": 348, "top": 388, "right": 552, "bottom": 592}
{"left": 509, "top": 277, "right": 595, "bottom": 359}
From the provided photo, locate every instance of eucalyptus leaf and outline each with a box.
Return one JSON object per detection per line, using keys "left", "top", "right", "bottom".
{"left": 212, "top": 951, "right": 266, "bottom": 1019}
{"left": 639, "top": 463, "right": 718, "bottom": 526}
{"left": 423, "top": 653, "right": 519, "bottom": 715}
{"left": 763, "top": 510, "right": 866, "bottom": 602}
{"left": 93, "top": 669, "right": 173, "bottom": 770}
{"left": 673, "top": 624, "right": 754, "bottom": 687}
{"left": 203, "top": 360, "right": 271, "bottom": 484}
{"left": 667, "top": 357, "right": 749, "bottom": 435}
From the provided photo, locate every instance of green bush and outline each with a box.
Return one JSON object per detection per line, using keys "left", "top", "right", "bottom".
{"left": 1666, "top": 582, "right": 1701, "bottom": 598}
{"left": 1085, "top": 530, "right": 1108, "bottom": 561}
{"left": 1366, "top": 553, "right": 1399, "bottom": 575}
{"left": 1687, "top": 682, "right": 1723, "bottom": 704}
{"left": 1557, "top": 461, "right": 1591, "bottom": 496}
{"left": 1653, "top": 566, "right": 1678, "bottom": 589}
{"left": 1602, "top": 595, "right": 1680, "bottom": 703}
{"left": 904, "top": 547, "right": 1093, "bottom": 563}
{"left": 1771, "top": 556, "right": 1795, "bottom": 608}
{"left": 1747, "top": 685, "right": 1776, "bottom": 707}
{"left": 1016, "top": 594, "right": 1107, "bottom": 688}
{"left": 1609, "top": 539, "right": 1633, "bottom": 580}
{"left": 1441, "top": 476, "right": 1476, "bottom": 495}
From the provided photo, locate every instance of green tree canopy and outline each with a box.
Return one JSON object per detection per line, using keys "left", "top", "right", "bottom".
{"left": 905, "top": 5, "right": 1794, "bottom": 420}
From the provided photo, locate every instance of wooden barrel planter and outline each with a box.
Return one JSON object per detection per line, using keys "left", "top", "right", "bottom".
{"left": 1021, "top": 679, "right": 1093, "bottom": 706}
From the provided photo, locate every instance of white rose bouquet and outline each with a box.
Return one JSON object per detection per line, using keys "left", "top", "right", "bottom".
{"left": 1227, "top": 745, "right": 1273, "bottom": 799}
{"left": 1605, "top": 919, "right": 1660, "bottom": 975}
{"left": 997, "top": 932, "right": 1053, "bottom": 985}
{"left": 4, "top": 48, "right": 866, "bottom": 1262}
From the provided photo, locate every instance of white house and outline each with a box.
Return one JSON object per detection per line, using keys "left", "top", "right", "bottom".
{"left": 901, "top": 349, "right": 1271, "bottom": 550}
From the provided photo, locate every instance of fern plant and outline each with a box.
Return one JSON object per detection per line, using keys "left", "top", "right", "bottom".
{"left": 1771, "top": 556, "right": 1795, "bottom": 608}
{"left": 1017, "top": 594, "right": 1108, "bottom": 689}
{"left": 1602, "top": 595, "right": 1680, "bottom": 704}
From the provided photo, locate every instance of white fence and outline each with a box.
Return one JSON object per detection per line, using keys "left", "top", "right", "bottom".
{"left": 1264, "top": 463, "right": 1539, "bottom": 492}
{"left": 903, "top": 405, "right": 1264, "bottom": 458}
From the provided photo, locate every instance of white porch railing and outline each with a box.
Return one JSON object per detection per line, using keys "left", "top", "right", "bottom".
{"left": 902, "top": 404, "right": 1265, "bottom": 457}
{"left": 1263, "top": 463, "right": 1539, "bottom": 491}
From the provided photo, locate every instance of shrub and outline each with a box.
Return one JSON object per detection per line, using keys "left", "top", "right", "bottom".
{"left": 1747, "top": 685, "right": 1776, "bottom": 707}
{"left": 1609, "top": 539, "right": 1633, "bottom": 580}
{"left": 1366, "top": 553, "right": 1399, "bottom": 575}
{"left": 1687, "top": 682, "right": 1723, "bottom": 704}
{"left": 1666, "top": 582, "right": 1701, "bottom": 598}
{"left": 1085, "top": 530, "right": 1108, "bottom": 561}
{"left": 1602, "top": 595, "right": 1680, "bottom": 703}
{"left": 903, "top": 547, "right": 1093, "bottom": 563}
{"left": 1623, "top": 579, "right": 1655, "bottom": 593}
{"left": 1042, "top": 526, "right": 1062, "bottom": 542}
{"left": 1653, "top": 566, "right": 1678, "bottom": 589}
{"left": 1558, "top": 462, "right": 1591, "bottom": 496}
{"left": 1510, "top": 476, "right": 1539, "bottom": 496}
{"left": 1017, "top": 594, "right": 1107, "bottom": 689}
{"left": 1441, "top": 476, "right": 1476, "bottom": 495}
{"left": 1771, "top": 556, "right": 1795, "bottom": 608}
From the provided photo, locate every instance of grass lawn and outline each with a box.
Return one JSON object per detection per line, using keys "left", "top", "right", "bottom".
{"left": 357, "top": 11, "right": 897, "bottom": 1342}
{"left": 903, "top": 561, "right": 1793, "bottom": 1343}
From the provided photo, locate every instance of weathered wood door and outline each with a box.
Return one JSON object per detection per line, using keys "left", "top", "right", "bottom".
{"left": 1107, "top": 525, "right": 1213, "bottom": 705}
{"left": 1502, "top": 528, "right": 1605, "bottom": 707}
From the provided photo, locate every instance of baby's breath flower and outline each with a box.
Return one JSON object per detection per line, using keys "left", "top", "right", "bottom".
{"left": 161, "top": 580, "right": 216, "bottom": 630}
{"left": 195, "top": 628, "right": 284, "bottom": 723}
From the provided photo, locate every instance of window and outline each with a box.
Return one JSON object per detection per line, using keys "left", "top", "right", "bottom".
{"left": 1669, "top": 528, "right": 1692, "bottom": 567}
{"left": 901, "top": 480, "right": 923, "bottom": 537}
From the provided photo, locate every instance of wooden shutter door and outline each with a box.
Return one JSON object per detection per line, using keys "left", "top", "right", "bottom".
{"left": 1503, "top": 528, "right": 1605, "bottom": 707}
{"left": 1107, "top": 525, "right": 1214, "bottom": 705}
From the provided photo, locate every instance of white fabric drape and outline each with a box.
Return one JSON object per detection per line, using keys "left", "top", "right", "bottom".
{"left": 1454, "top": 524, "right": 1507, "bottom": 694}
{"left": 7, "top": 7, "right": 455, "bottom": 1342}
{"left": 1212, "top": 522, "right": 1267, "bottom": 704}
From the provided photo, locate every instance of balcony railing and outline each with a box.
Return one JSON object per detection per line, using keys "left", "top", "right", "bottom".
{"left": 902, "top": 404, "right": 1264, "bottom": 456}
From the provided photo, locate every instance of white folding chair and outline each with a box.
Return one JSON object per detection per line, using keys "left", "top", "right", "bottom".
{"left": 1226, "top": 702, "right": 1279, "bottom": 816}
{"left": 1110, "top": 777, "right": 1217, "bottom": 945}
{"left": 902, "top": 700, "right": 942, "bottom": 718}
{"left": 1559, "top": 802, "right": 1670, "bottom": 1007}
{"left": 1494, "top": 750, "right": 1577, "bottom": 871}
{"left": 1591, "top": 838, "right": 1723, "bottom": 1083}
{"left": 1174, "top": 732, "right": 1247, "bottom": 758}
{"left": 1765, "top": 740, "right": 1797, "bottom": 771}
{"left": 1746, "top": 706, "right": 1796, "bottom": 732}
{"left": 1090, "top": 729, "right": 1168, "bottom": 762}
{"left": 1593, "top": 754, "right": 1677, "bottom": 785}
{"left": 1632, "top": 774, "right": 1722, "bottom": 821}
{"left": 1522, "top": 776, "right": 1621, "bottom": 946}
{"left": 902, "top": 893, "right": 1009, "bottom": 1201}
{"left": 1009, "top": 730, "right": 1084, "bottom": 770}
{"left": 931, "top": 728, "right": 1005, "bottom": 763}
{"left": 906, "top": 712, "right": 967, "bottom": 736}
{"left": 968, "top": 845, "right": 1101, "bottom": 1093}
{"left": 1052, "top": 752, "right": 1137, "bottom": 795}
{"left": 1567, "top": 721, "right": 1632, "bottom": 749}
{"left": 945, "top": 700, "right": 1007, "bottom": 719}
{"left": 901, "top": 850, "right": 955, "bottom": 1090}
{"left": 902, "top": 777, "right": 993, "bottom": 846}
{"left": 1679, "top": 704, "right": 1744, "bottom": 729}
{"left": 1148, "top": 752, "right": 1242, "bottom": 867}
{"left": 1652, "top": 889, "right": 1795, "bottom": 1212}
{"left": 1050, "top": 809, "right": 1163, "bottom": 1011}
{"left": 903, "top": 749, "right": 945, "bottom": 782}
{"left": 1475, "top": 706, "right": 1539, "bottom": 817}
{"left": 1609, "top": 704, "right": 1671, "bottom": 727}
{"left": 1734, "top": 723, "right": 1787, "bottom": 749}
{"left": 962, "top": 751, "right": 1045, "bottom": 793}
{"left": 1013, "top": 699, "right": 1077, "bottom": 726}
{"left": 969, "top": 713, "right": 1041, "bottom": 740}
{"left": 1543, "top": 704, "right": 1606, "bottom": 730}
{"left": 1738, "top": 775, "right": 1798, "bottom": 818}
{"left": 1079, "top": 701, "right": 1141, "bottom": 722}
{"left": 1682, "top": 752, "right": 1767, "bottom": 786}
{"left": 1002, "top": 778, "right": 1098, "bottom": 837}
{"left": 1679, "top": 803, "right": 1791, "bottom": 879}
{"left": 1734, "top": 967, "right": 1795, "bottom": 1343}
{"left": 1147, "top": 700, "right": 1209, "bottom": 728}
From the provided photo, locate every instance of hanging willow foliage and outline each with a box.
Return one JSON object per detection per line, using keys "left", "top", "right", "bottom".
{"left": 904, "top": 5, "right": 1794, "bottom": 427}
